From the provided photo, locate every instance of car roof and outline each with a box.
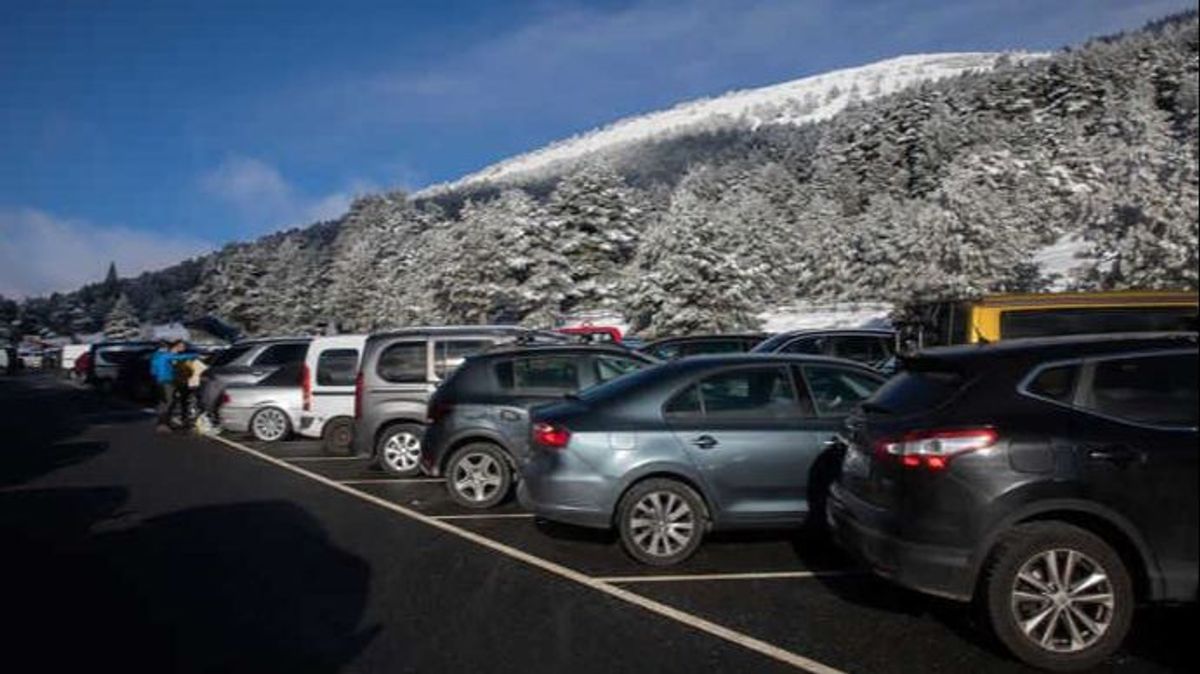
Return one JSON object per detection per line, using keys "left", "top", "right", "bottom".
{"left": 232, "top": 336, "right": 312, "bottom": 345}
{"left": 367, "top": 325, "right": 565, "bottom": 340}
{"left": 911, "top": 332, "right": 1198, "bottom": 369}
{"left": 467, "top": 343, "right": 650, "bottom": 360}
{"left": 642, "top": 333, "right": 768, "bottom": 346}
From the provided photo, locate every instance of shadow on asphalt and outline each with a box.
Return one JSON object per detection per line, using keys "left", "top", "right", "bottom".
{"left": 1, "top": 488, "right": 379, "bottom": 673}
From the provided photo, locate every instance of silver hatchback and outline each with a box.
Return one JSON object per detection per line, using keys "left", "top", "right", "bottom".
{"left": 518, "top": 354, "right": 885, "bottom": 565}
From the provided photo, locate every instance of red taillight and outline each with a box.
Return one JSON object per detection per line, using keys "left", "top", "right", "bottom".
{"left": 532, "top": 422, "right": 571, "bottom": 450}
{"left": 218, "top": 392, "right": 231, "bottom": 407}
{"left": 353, "top": 371, "right": 364, "bottom": 420}
{"left": 874, "top": 428, "right": 998, "bottom": 471}
{"left": 301, "top": 363, "right": 313, "bottom": 411}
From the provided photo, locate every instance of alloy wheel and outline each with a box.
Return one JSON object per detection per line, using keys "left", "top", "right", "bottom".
{"left": 452, "top": 452, "right": 503, "bottom": 503}
{"left": 252, "top": 408, "right": 288, "bottom": 441}
{"left": 1010, "top": 548, "right": 1115, "bottom": 653}
{"left": 628, "top": 490, "right": 696, "bottom": 559}
{"left": 382, "top": 432, "right": 422, "bottom": 472}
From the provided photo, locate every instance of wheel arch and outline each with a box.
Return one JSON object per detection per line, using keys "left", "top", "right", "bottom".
{"left": 441, "top": 432, "right": 513, "bottom": 474}
{"left": 612, "top": 469, "right": 714, "bottom": 529}
{"left": 372, "top": 417, "right": 426, "bottom": 456}
{"left": 974, "top": 500, "right": 1160, "bottom": 602}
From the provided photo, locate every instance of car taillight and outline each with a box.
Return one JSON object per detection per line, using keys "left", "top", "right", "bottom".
{"left": 301, "top": 363, "right": 312, "bottom": 411}
{"left": 532, "top": 422, "right": 571, "bottom": 450}
{"left": 354, "top": 371, "right": 363, "bottom": 420}
{"left": 874, "top": 428, "right": 998, "bottom": 471}
{"left": 218, "top": 392, "right": 231, "bottom": 407}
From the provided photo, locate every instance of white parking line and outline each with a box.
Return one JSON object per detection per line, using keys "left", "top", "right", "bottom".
{"left": 207, "top": 434, "right": 847, "bottom": 674}
{"left": 432, "top": 513, "right": 537, "bottom": 520}
{"left": 281, "top": 455, "right": 366, "bottom": 462}
{"left": 594, "top": 570, "right": 857, "bottom": 584}
{"left": 339, "top": 478, "right": 444, "bottom": 484}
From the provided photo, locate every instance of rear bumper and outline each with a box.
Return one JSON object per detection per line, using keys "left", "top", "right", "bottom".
{"left": 516, "top": 454, "right": 613, "bottom": 530}
{"left": 828, "top": 483, "right": 975, "bottom": 601}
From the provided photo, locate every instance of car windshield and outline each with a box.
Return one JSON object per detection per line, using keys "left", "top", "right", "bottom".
{"left": 865, "top": 368, "right": 964, "bottom": 415}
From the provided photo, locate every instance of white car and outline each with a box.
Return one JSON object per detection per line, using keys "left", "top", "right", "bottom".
{"left": 216, "top": 362, "right": 305, "bottom": 442}
{"left": 297, "top": 334, "right": 367, "bottom": 454}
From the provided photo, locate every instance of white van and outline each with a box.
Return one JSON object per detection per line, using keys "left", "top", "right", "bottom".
{"left": 299, "top": 335, "right": 367, "bottom": 454}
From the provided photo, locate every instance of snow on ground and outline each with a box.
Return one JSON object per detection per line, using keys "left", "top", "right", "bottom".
{"left": 418, "top": 52, "right": 1046, "bottom": 197}
{"left": 758, "top": 302, "right": 894, "bottom": 333}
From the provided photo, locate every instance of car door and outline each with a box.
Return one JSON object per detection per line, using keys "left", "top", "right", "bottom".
{"left": 312, "top": 347, "right": 359, "bottom": 419}
{"left": 665, "top": 365, "right": 814, "bottom": 524}
{"left": 1067, "top": 351, "right": 1199, "bottom": 600}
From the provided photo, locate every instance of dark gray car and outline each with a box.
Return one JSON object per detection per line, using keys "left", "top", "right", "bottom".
{"left": 352, "top": 326, "right": 566, "bottom": 476}
{"left": 518, "top": 354, "right": 885, "bottom": 565}
{"left": 421, "top": 344, "right": 656, "bottom": 508}
{"left": 752, "top": 328, "right": 896, "bottom": 371}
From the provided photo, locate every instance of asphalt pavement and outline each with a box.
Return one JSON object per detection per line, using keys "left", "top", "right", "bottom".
{"left": 1, "top": 372, "right": 1194, "bottom": 674}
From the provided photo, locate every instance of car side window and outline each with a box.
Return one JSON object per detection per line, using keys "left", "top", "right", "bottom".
{"left": 316, "top": 349, "right": 359, "bottom": 386}
{"left": 1026, "top": 364, "right": 1079, "bottom": 403}
{"left": 649, "top": 343, "right": 681, "bottom": 361}
{"left": 801, "top": 365, "right": 883, "bottom": 417}
{"left": 783, "top": 336, "right": 824, "bottom": 355}
{"left": 377, "top": 342, "right": 428, "bottom": 383}
{"left": 665, "top": 367, "right": 799, "bottom": 419}
{"left": 434, "top": 339, "right": 493, "bottom": 378}
{"left": 1080, "top": 353, "right": 1198, "bottom": 428}
{"left": 253, "top": 343, "right": 308, "bottom": 366}
{"left": 831, "top": 336, "right": 887, "bottom": 365}
{"left": 685, "top": 340, "right": 747, "bottom": 356}
{"left": 594, "top": 356, "right": 650, "bottom": 383}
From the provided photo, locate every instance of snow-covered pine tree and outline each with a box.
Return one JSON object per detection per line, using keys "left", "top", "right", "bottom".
{"left": 103, "top": 293, "right": 142, "bottom": 340}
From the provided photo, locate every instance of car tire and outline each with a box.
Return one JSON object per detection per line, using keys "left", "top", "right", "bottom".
{"left": 249, "top": 407, "right": 291, "bottom": 443}
{"left": 322, "top": 417, "right": 355, "bottom": 456}
{"left": 803, "top": 450, "right": 842, "bottom": 539}
{"left": 983, "top": 522, "right": 1134, "bottom": 672}
{"left": 376, "top": 423, "right": 425, "bottom": 477}
{"left": 616, "top": 478, "right": 707, "bottom": 566}
{"left": 445, "top": 443, "right": 512, "bottom": 509}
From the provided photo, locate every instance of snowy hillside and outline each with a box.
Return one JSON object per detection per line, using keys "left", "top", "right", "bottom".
{"left": 418, "top": 52, "right": 1041, "bottom": 196}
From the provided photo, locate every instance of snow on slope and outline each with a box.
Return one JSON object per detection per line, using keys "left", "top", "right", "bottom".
{"left": 759, "top": 302, "right": 894, "bottom": 333}
{"left": 418, "top": 52, "right": 1043, "bottom": 196}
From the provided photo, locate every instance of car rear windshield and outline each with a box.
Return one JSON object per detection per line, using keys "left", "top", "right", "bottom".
{"left": 210, "top": 345, "right": 251, "bottom": 367}
{"left": 865, "top": 368, "right": 964, "bottom": 415}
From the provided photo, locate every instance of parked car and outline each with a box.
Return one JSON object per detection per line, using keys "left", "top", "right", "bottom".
{"left": 556, "top": 325, "right": 623, "bottom": 344}
{"left": 752, "top": 328, "right": 896, "bottom": 370}
{"left": 638, "top": 333, "right": 768, "bottom": 361}
{"left": 518, "top": 353, "right": 885, "bottom": 565}
{"left": 1, "top": 345, "right": 18, "bottom": 374}
{"left": 60, "top": 344, "right": 91, "bottom": 378}
{"left": 197, "top": 337, "right": 311, "bottom": 413}
{"left": 352, "top": 326, "right": 567, "bottom": 476}
{"left": 216, "top": 361, "right": 305, "bottom": 442}
{"left": 828, "top": 332, "right": 1198, "bottom": 671}
{"left": 421, "top": 344, "right": 657, "bottom": 508}
{"left": 87, "top": 341, "right": 158, "bottom": 392}
{"left": 297, "top": 334, "right": 367, "bottom": 454}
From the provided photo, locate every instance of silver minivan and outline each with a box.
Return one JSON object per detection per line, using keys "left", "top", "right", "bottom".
{"left": 352, "top": 326, "right": 566, "bottom": 476}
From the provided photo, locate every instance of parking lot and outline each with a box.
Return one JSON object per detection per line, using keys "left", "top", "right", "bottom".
{"left": 214, "top": 430, "right": 1192, "bottom": 674}
{"left": 0, "top": 373, "right": 1192, "bottom": 673}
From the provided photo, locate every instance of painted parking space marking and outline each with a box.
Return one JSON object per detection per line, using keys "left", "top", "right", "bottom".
{"left": 594, "top": 570, "right": 858, "bottom": 584}
{"left": 338, "top": 478, "right": 444, "bottom": 484}
{"left": 207, "top": 433, "right": 847, "bottom": 674}
{"left": 431, "top": 513, "right": 537, "bottom": 520}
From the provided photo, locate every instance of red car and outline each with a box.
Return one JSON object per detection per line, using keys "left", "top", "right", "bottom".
{"left": 555, "top": 325, "right": 623, "bottom": 344}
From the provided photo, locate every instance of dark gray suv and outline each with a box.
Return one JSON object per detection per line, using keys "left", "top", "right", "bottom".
{"left": 352, "top": 326, "right": 565, "bottom": 476}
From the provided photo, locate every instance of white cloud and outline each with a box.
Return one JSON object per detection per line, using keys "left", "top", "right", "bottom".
{"left": 200, "top": 155, "right": 371, "bottom": 232}
{"left": 0, "top": 208, "right": 211, "bottom": 298}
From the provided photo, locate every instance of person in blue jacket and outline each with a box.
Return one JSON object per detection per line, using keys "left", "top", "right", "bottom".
{"left": 151, "top": 340, "right": 193, "bottom": 432}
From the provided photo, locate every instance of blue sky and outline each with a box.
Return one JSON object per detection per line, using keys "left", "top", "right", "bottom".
{"left": 1, "top": 0, "right": 1193, "bottom": 297}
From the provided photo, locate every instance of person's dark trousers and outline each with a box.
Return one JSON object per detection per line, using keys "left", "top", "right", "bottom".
{"left": 156, "top": 383, "right": 176, "bottom": 426}
{"left": 174, "top": 385, "right": 194, "bottom": 429}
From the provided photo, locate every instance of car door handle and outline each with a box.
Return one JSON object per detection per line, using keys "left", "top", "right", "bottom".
{"left": 1086, "top": 445, "right": 1142, "bottom": 465}
{"left": 691, "top": 435, "right": 719, "bottom": 450}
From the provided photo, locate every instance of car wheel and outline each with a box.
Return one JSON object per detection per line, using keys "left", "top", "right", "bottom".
{"left": 250, "top": 407, "right": 291, "bottom": 443}
{"left": 446, "top": 443, "right": 511, "bottom": 509}
{"left": 617, "top": 478, "right": 707, "bottom": 566}
{"left": 983, "top": 522, "right": 1134, "bottom": 672}
{"left": 376, "top": 424, "right": 424, "bottom": 477}
{"left": 322, "top": 417, "right": 355, "bottom": 456}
